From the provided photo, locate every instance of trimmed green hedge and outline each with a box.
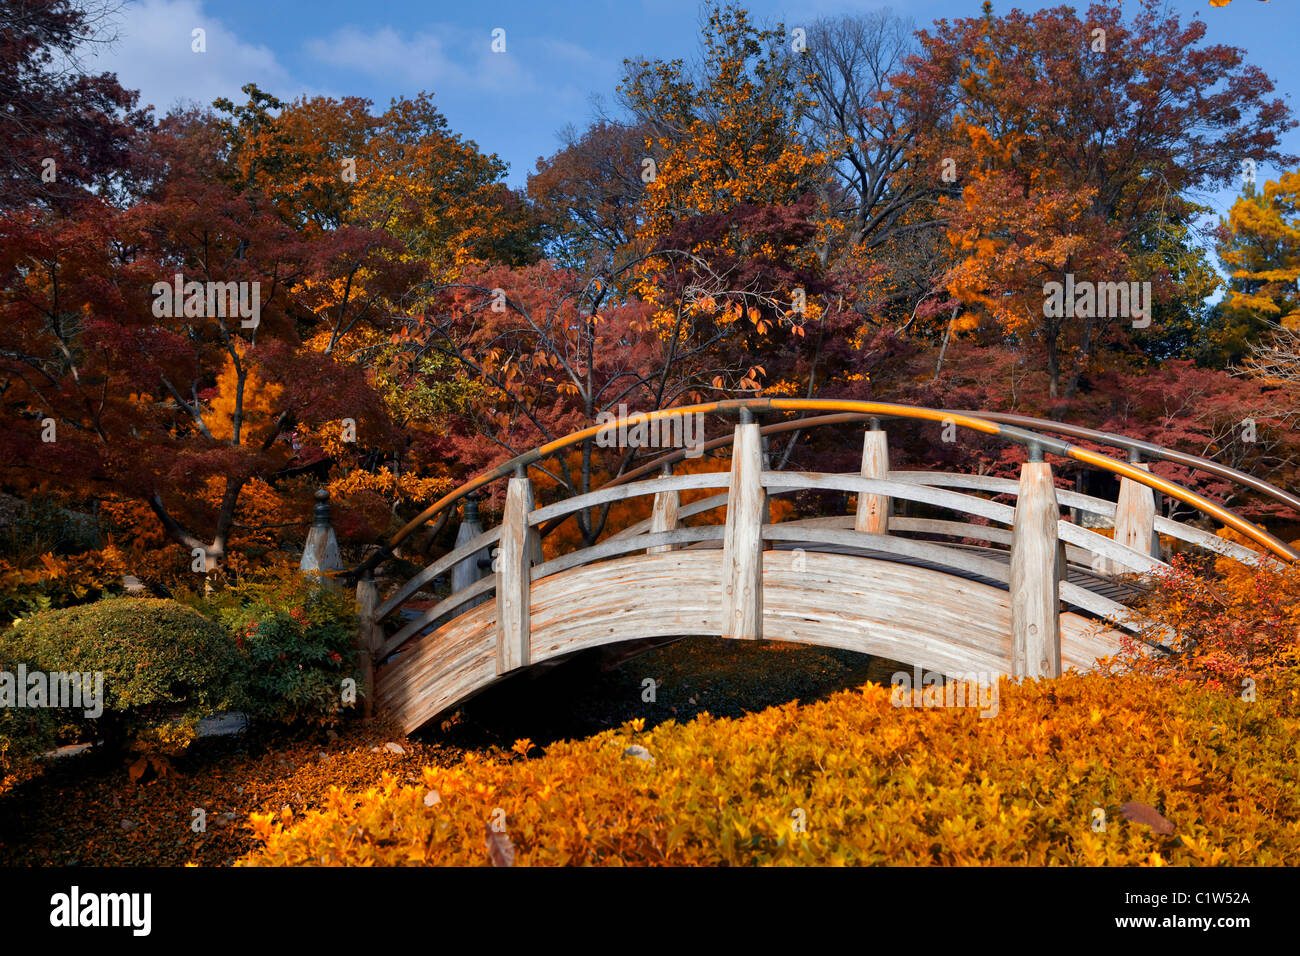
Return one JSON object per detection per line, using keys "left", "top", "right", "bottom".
{"left": 1, "top": 598, "right": 240, "bottom": 751}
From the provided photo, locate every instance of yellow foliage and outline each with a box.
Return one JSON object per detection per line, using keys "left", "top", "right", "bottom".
{"left": 207, "top": 348, "right": 284, "bottom": 445}
{"left": 239, "top": 671, "right": 1300, "bottom": 866}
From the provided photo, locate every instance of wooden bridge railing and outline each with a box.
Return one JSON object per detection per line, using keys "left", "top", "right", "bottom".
{"left": 354, "top": 400, "right": 1297, "bottom": 715}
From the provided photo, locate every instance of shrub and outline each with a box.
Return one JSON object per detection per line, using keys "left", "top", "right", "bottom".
{"left": 185, "top": 570, "right": 359, "bottom": 728}
{"left": 1123, "top": 532, "right": 1300, "bottom": 707}
{"left": 0, "top": 545, "right": 128, "bottom": 625}
{"left": 0, "top": 648, "right": 56, "bottom": 794}
{"left": 240, "top": 672, "right": 1300, "bottom": 866}
{"left": 0, "top": 598, "right": 240, "bottom": 751}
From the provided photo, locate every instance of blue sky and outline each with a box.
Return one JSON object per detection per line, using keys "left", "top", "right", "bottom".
{"left": 88, "top": 0, "right": 1298, "bottom": 226}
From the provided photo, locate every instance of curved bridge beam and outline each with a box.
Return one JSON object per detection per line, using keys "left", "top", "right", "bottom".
{"left": 376, "top": 549, "right": 1126, "bottom": 735}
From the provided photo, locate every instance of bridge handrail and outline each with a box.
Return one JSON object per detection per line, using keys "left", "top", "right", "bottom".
{"left": 371, "top": 466, "right": 1169, "bottom": 658}
{"left": 959, "top": 410, "right": 1300, "bottom": 515}
{"left": 374, "top": 524, "right": 502, "bottom": 622}
{"left": 522, "top": 466, "right": 1169, "bottom": 575}
{"left": 762, "top": 472, "right": 1163, "bottom": 575}
{"left": 350, "top": 398, "right": 1297, "bottom": 583}
{"left": 581, "top": 410, "right": 1300, "bottom": 525}
{"left": 527, "top": 472, "right": 731, "bottom": 527}
{"left": 886, "top": 472, "right": 1264, "bottom": 566}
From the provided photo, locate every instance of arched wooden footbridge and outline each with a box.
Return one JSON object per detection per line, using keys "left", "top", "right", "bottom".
{"left": 347, "top": 399, "right": 1299, "bottom": 734}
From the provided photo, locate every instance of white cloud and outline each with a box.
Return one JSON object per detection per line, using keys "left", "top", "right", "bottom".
{"left": 304, "top": 24, "right": 538, "bottom": 97}
{"left": 85, "top": 0, "right": 306, "bottom": 115}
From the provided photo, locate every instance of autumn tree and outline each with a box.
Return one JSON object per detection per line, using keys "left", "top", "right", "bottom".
{"left": 800, "top": 12, "right": 934, "bottom": 263}
{"left": 392, "top": 255, "right": 790, "bottom": 543}
{"left": 0, "top": 0, "right": 150, "bottom": 212}
{"left": 893, "top": 0, "right": 1296, "bottom": 399}
{"left": 0, "top": 103, "right": 433, "bottom": 582}
{"left": 527, "top": 120, "right": 650, "bottom": 273}
{"left": 1219, "top": 170, "right": 1300, "bottom": 332}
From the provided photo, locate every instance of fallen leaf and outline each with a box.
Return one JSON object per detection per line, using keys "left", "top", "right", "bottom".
{"left": 485, "top": 823, "right": 515, "bottom": 867}
{"left": 1120, "top": 801, "right": 1175, "bottom": 835}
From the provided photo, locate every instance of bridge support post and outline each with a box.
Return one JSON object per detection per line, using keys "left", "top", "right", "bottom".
{"left": 1010, "top": 457, "right": 1062, "bottom": 679}
{"left": 495, "top": 475, "right": 537, "bottom": 675}
{"left": 855, "top": 422, "right": 891, "bottom": 534}
{"left": 721, "top": 422, "right": 765, "bottom": 640}
{"left": 355, "top": 574, "right": 382, "bottom": 718}
{"left": 1112, "top": 458, "right": 1158, "bottom": 573}
{"left": 648, "top": 464, "right": 679, "bottom": 554}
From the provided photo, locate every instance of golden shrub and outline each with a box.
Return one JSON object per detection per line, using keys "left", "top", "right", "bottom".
{"left": 239, "top": 672, "right": 1300, "bottom": 866}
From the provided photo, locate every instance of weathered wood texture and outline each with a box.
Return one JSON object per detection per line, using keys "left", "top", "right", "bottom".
{"left": 888, "top": 470, "right": 1259, "bottom": 566}
{"left": 647, "top": 485, "right": 680, "bottom": 554}
{"left": 375, "top": 548, "right": 1128, "bottom": 734}
{"left": 376, "top": 525, "right": 502, "bottom": 621}
{"left": 765, "top": 471, "right": 1161, "bottom": 575}
{"left": 720, "top": 423, "right": 765, "bottom": 640}
{"left": 529, "top": 472, "right": 728, "bottom": 527}
{"left": 354, "top": 577, "right": 382, "bottom": 717}
{"left": 1113, "top": 462, "right": 1157, "bottom": 571}
{"left": 1010, "top": 461, "right": 1062, "bottom": 679}
{"left": 495, "top": 476, "right": 536, "bottom": 675}
{"left": 855, "top": 429, "right": 891, "bottom": 534}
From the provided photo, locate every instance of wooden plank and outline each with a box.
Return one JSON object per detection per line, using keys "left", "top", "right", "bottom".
{"left": 766, "top": 471, "right": 1163, "bottom": 575}
{"left": 495, "top": 476, "right": 536, "bottom": 675}
{"left": 533, "top": 526, "right": 726, "bottom": 581}
{"left": 762, "top": 524, "right": 1013, "bottom": 587}
{"left": 375, "top": 525, "right": 501, "bottom": 621}
{"left": 1114, "top": 463, "right": 1157, "bottom": 568}
{"left": 528, "top": 472, "right": 729, "bottom": 527}
{"left": 375, "top": 576, "right": 497, "bottom": 660}
{"left": 647, "top": 482, "right": 680, "bottom": 554}
{"left": 355, "top": 577, "right": 381, "bottom": 717}
{"left": 609, "top": 492, "right": 729, "bottom": 540}
{"left": 855, "top": 429, "right": 891, "bottom": 533}
{"left": 888, "top": 470, "right": 1260, "bottom": 566}
{"left": 720, "top": 423, "right": 765, "bottom": 640}
{"left": 1010, "top": 461, "right": 1062, "bottom": 679}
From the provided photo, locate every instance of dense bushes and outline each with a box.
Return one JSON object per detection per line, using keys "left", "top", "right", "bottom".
{"left": 0, "top": 572, "right": 360, "bottom": 784}
{"left": 183, "top": 571, "right": 359, "bottom": 727}
{"left": 1, "top": 599, "right": 240, "bottom": 753}
{"left": 240, "top": 672, "right": 1300, "bottom": 866}
{"left": 0, "top": 648, "right": 56, "bottom": 793}
{"left": 1124, "top": 533, "right": 1300, "bottom": 708}
{"left": 0, "top": 547, "right": 127, "bottom": 626}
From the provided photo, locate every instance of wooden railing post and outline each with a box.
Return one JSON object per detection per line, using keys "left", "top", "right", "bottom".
{"left": 647, "top": 463, "right": 679, "bottom": 554}
{"left": 495, "top": 474, "right": 537, "bottom": 675}
{"left": 855, "top": 420, "right": 891, "bottom": 534}
{"left": 721, "top": 420, "right": 765, "bottom": 640}
{"left": 1112, "top": 456, "right": 1157, "bottom": 572}
{"left": 1010, "top": 453, "right": 1062, "bottom": 679}
{"left": 355, "top": 574, "right": 382, "bottom": 717}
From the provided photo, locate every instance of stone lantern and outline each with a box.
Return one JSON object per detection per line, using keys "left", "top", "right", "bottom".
{"left": 300, "top": 488, "right": 343, "bottom": 575}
